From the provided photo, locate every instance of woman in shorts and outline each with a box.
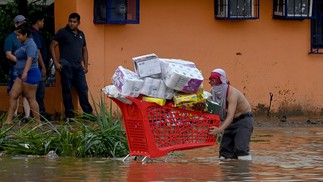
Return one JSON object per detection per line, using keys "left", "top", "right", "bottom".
{"left": 5, "top": 23, "right": 41, "bottom": 124}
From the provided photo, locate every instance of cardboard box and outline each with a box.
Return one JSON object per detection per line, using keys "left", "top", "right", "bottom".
{"left": 173, "top": 93, "right": 198, "bottom": 105}
{"left": 132, "top": 53, "right": 161, "bottom": 78}
{"left": 112, "top": 66, "right": 144, "bottom": 97}
{"left": 142, "top": 96, "right": 166, "bottom": 106}
{"left": 162, "top": 63, "right": 203, "bottom": 93}
{"left": 140, "top": 77, "right": 174, "bottom": 99}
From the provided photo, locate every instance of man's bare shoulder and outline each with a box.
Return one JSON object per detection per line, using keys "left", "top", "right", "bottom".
{"left": 228, "top": 85, "right": 242, "bottom": 97}
{"left": 228, "top": 85, "right": 251, "bottom": 114}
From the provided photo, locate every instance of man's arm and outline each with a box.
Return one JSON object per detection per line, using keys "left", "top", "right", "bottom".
{"left": 37, "top": 49, "right": 46, "bottom": 77}
{"left": 4, "top": 35, "right": 17, "bottom": 63}
{"left": 209, "top": 89, "right": 238, "bottom": 136}
{"left": 82, "top": 46, "right": 89, "bottom": 73}
{"left": 5, "top": 51, "right": 17, "bottom": 63}
{"left": 49, "top": 40, "right": 62, "bottom": 71}
{"left": 218, "top": 94, "right": 237, "bottom": 131}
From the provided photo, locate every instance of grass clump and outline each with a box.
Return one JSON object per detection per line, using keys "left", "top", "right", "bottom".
{"left": 0, "top": 94, "right": 129, "bottom": 158}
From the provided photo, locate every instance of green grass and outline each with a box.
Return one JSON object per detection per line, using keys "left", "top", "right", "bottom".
{"left": 0, "top": 94, "right": 129, "bottom": 158}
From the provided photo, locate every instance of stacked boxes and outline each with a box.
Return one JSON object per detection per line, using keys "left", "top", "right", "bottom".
{"left": 162, "top": 63, "right": 203, "bottom": 94}
{"left": 132, "top": 53, "right": 161, "bottom": 78}
{"left": 173, "top": 85, "right": 207, "bottom": 111}
{"left": 141, "top": 77, "right": 174, "bottom": 99}
{"left": 111, "top": 66, "right": 144, "bottom": 97}
{"left": 109, "top": 53, "right": 212, "bottom": 111}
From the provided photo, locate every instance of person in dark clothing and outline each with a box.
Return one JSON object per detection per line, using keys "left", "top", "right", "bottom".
{"left": 30, "top": 11, "right": 52, "bottom": 121}
{"left": 49, "top": 12, "right": 93, "bottom": 121}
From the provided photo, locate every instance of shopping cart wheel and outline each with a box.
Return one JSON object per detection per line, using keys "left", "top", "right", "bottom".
{"left": 141, "top": 156, "right": 148, "bottom": 163}
{"left": 122, "top": 154, "right": 130, "bottom": 162}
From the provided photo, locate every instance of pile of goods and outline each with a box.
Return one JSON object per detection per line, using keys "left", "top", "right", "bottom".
{"left": 103, "top": 53, "right": 219, "bottom": 113}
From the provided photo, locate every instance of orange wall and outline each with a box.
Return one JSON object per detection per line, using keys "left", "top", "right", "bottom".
{"left": 1, "top": 0, "right": 323, "bottom": 116}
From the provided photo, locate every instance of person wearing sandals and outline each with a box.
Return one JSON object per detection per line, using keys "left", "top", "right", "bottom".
{"left": 208, "top": 68, "right": 254, "bottom": 160}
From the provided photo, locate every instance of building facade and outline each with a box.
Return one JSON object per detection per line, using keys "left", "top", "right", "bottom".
{"left": 1, "top": 0, "right": 322, "bottom": 117}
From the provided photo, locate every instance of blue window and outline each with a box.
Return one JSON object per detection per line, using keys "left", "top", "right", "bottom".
{"left": 214, "top": 0, "right": 260, "bottom": 20}
{"left": 94, "top": 0, "right": 140, "bottom": 24}
{"left": 311, "top": 1, "right": 323, "bottom": 54}
{"left": 273, "top": 0, "right": 313, "bottom": 19}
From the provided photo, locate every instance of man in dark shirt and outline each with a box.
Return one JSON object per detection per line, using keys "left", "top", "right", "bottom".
{"left": 50, "top": 12, "right": 93, "bottom": 121}
{"left": 30, "top": 11, "right": 52, "bottom": 121}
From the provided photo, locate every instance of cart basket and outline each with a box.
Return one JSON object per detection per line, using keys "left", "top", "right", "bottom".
{"left": 109, "top": 96, "right": 220, "bottom": 158}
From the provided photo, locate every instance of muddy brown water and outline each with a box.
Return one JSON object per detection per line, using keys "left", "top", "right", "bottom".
{"left": 0, "top": 127, "right": 322, "bottom": 181}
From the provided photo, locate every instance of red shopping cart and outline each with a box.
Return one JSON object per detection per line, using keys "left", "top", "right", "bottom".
{"left": 109, "top": 96, "right": 220, "bottom": 160}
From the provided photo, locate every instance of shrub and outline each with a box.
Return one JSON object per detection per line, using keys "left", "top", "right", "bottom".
{"left": 1, "top": 94, "right": 129, "bottom": 158}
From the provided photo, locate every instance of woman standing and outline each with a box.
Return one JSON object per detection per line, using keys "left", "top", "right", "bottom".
{"left": 5, "top": 23, "right": 41, "bottom": 124}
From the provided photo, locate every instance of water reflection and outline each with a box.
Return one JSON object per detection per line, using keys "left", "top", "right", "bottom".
{"left": 0, "top": 128, "right": 322, "bottom": 181}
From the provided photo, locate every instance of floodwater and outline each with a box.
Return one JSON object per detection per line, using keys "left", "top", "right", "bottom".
{"left": 0, "top": 127, "right": 322, "bottom": 181}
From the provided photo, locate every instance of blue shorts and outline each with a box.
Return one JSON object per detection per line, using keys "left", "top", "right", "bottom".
{"left": 20, "top": 67, "right": 41, "bottom": 84}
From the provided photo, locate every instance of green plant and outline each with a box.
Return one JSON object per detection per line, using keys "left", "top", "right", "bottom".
{"left": 0, "top": 113, "right": 15, "bottom": 151}
{"left": 52, "top": 94, "right": 128, "bottom": 157}
{"left": 1, "top": 94, "right": 129, "bottom": 158}
{"left": 2, "top": 121, "right": 55, "bottom": 155}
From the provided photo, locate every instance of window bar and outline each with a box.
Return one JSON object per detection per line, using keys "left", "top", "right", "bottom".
{"left": 310, "top": 1, "right": 323, "bottom": 53}
{"left": 228, "top": 0, "right": 231, "bottom": 18}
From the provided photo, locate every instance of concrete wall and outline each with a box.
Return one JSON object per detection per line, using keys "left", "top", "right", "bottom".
{"left": 1, "top": 0, "right": 323, "bottom": 117}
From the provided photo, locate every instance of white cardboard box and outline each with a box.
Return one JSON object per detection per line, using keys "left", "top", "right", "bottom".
{"left": 140, "top": 77, "right": 174, "bottom": 99}
{"left": 132, "top": 53, "right": 161, "bottom": 78}
{"left": 112, "top": 66, "right": 144, "bottom": 97}
{"left": 162, "top": 63, "right": 203, "bottom": 94}
{"left": 160, "top": 58, "right": 196, "bottom": 81}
